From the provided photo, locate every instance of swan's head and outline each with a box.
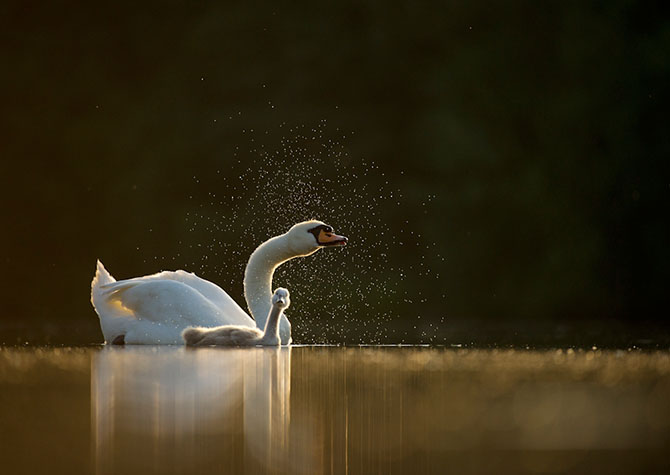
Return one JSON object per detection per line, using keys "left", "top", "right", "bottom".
{"left": 286, "top": 220, "right": 348, "bottom": 256}
{"left": 272, "top": 287, "right": 291, "bottom": 309}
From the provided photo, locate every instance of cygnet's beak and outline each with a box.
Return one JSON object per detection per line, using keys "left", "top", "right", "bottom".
{"left": 276, "top": 298, "right": 286, "bottom": 306}
{"left": 318, "top": 230, "right": 348, "bottom": 247}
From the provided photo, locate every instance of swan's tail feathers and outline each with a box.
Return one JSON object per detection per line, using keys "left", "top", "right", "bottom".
{"left": 91, "top": 260, "right": 132, "bottom": 344}
{"left": 92, "top": 260, "right": 115, "bottom": 290}
{"left": 91, "top": 260, "right": 116, "bottom": 308}
{"left": 182, "top": 327, "right": 206, "bottom": 346}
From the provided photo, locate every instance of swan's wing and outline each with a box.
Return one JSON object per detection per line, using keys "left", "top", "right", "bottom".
{"left": 101, "top": 270, "right": 252, "bottom": 324}
{"left": 100, "top": 279, "right": 253, "bottom": 328}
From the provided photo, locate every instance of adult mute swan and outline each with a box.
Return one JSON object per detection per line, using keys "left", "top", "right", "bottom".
{"left": 182, "top": 288, "right": 290, "bottom": 346}
{"left": 90, "top": 220, "right": 347, "bottom": 345}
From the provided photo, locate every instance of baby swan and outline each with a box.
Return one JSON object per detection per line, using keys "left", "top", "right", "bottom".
{"left": 182, "top": 288, "right": 290, "bottom": 347}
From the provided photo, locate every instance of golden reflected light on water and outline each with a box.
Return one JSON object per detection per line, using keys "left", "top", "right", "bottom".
{"left": 1, "top": 347, "right": 669, "bottom": 474}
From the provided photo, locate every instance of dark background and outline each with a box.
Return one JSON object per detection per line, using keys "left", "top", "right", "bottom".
{"left": 1, "top": 1, "right": 668, "bottom": 346}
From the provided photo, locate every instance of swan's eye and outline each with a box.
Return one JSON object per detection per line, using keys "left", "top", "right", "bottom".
{"left": 324, "top": 226, "right": 333, "bottom": 233}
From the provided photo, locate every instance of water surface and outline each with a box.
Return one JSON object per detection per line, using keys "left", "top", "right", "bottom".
{"left": 1, "top": 346, "right": 669, "bottom": 474}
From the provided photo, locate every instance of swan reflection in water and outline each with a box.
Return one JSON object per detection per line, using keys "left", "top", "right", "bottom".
{"left": 92, "top": 346, "right": 299, "bottom": 474}
{"left": 90, "top": 347, "right": 670, "bottom": 474}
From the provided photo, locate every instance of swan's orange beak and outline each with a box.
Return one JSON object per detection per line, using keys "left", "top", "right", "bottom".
{"left": 318, "top": 230, "right": 348, "bottom": 247}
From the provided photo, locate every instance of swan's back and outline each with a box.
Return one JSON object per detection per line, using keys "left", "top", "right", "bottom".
{"left": 98, "top": 269, "right": 250, "bottom": 323}
{"left": 106, "top": 268, "right": 244, "bottom": 312}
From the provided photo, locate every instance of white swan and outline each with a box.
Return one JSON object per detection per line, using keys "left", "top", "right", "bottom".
{"left": 90, "top": 220, "right": 347, "bottom": 345}
{"left": 182, "top": 288, "right": 290, "bottom": 346}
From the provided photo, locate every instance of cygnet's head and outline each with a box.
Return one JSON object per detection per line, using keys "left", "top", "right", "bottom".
{"left": 286, "top": 220, "right": 348, "bottom": 256}
{"left": 272, "top": 288, "right": 291, "bottom": 309}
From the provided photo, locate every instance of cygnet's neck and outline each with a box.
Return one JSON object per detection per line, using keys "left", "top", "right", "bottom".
{"left": 260, "top": 305, "right": 283, "bottom": 345}
{"left": 243, "top": 234, "right": 294, "bottom": 331}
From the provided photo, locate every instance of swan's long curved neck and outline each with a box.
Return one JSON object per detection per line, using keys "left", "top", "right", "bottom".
{"left": 243, "top": 234, "right": 295, "bottom": 328}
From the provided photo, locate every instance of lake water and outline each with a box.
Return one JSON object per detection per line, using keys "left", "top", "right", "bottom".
{"left": 1, "top": 346, "right": 669, "bottom": 474}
